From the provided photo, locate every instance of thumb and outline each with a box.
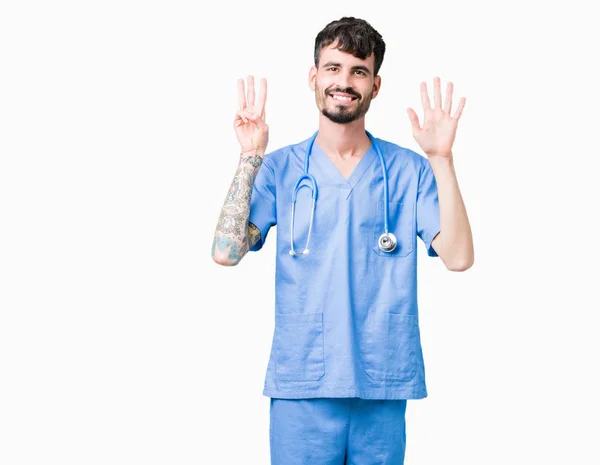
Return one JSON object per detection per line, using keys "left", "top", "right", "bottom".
{"left": 245, "top": 110, "right": 267, "bottom": 130}
{"left": 406, "top": 108, "right": 420, "bottom": 132}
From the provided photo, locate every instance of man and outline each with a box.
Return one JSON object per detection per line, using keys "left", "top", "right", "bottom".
{"left": 212, "top": 16, "right": 473, "bottom": 465}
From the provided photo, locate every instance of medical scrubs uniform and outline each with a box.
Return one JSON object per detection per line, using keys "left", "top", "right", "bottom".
{"left": 248, "top": 131, "right": 441, "bottom": 464}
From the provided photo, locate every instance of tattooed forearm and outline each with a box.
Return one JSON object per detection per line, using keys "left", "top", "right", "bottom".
{"left": 212, "top": 154, "right": 264, "bottom": 266}
{"left": 241, "top": 154, "right": 263, "bottom": 169}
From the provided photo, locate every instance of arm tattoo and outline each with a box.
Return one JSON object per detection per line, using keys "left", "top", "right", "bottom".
{"left": 240, "top": 154, "right": 263, "bottom": 169}
{"left": 212, "top": 154, "right": 265, "bottom": 265}
{"left": 248, "top": 222, "right": 262, "bottom": 248}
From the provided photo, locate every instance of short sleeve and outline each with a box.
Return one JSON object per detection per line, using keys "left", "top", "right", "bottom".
{"left": 248, "top": 156, "right": 277, "bottom": 251}
{"left": 416, "top": 159, "right": 441, "bottom": 257}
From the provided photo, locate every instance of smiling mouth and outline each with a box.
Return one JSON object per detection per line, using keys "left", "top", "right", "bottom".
{"left": 328, "top": 94, "right": 358, "bottom": 104}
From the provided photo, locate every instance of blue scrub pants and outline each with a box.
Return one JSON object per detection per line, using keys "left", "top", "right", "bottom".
{"left": 269, "top": 397, "right": 407, "bottom": 465}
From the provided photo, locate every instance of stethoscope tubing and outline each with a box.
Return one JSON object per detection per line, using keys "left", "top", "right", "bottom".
{"left": 289, "top": 130, "right": 393, "bottom": 256}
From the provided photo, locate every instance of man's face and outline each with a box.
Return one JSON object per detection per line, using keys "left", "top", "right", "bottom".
{"left": 310, "top": 41, "right": 381, "bottom": 124}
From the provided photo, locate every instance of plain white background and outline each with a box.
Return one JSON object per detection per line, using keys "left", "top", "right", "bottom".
{"left": 1, "top": 0, "right": 599, "bottom": 463}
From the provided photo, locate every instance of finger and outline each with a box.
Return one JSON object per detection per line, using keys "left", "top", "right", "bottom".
{"left": 236, "top": 109, "right": 248, "bottom": 124}
{"left": 238, "top": 78, "right": 247, "bottom": 114}
{"left": 444, "top": 81, "right": 453, "bottom": 114}
{"left": 247, "top": 75, "right": 255, "bottom": 108}
{"left": 420, "top": 81, "right": 431, "bottom": 111}
{"left": 433, "top": 76, "right": 442, "bottom": 108}
{"left": 257, "top": 78, "right": 267, "bottom": 117}
{"left": 452, "top": 97, "right": 466, "bottom": 120}
{"left": 234, "top": 111, "right": 245, "bottom": 127}
{"left": 406, "top": 108, "right": 421, "bottom": 132}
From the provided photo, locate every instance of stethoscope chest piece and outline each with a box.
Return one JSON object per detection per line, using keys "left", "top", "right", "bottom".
{"left": 378, "top": 232, "right": 397, "bottom": 253}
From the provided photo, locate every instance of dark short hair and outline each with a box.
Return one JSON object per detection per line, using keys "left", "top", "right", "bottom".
{"left": 314, "top": 17, "right": 386, "bottom": 76}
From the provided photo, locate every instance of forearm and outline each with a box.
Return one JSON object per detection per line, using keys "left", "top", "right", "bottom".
{"left": 212, "top": 152, "right": 264, "bottom": 266}
{"left": 428, "top": 154, "right": 474, "bottom": 269}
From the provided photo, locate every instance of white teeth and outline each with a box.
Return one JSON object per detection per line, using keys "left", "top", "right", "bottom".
{"left": 332, "top": 95, "right": 353, "bottom": 101}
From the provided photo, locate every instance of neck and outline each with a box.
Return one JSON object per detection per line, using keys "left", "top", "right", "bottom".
{"left": 315, "top": 115, "right": 370, "bottom": 160}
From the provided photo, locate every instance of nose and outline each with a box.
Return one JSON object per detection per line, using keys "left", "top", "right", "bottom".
{"left": 336, "top": 71, "right": 353, "bottom": 90}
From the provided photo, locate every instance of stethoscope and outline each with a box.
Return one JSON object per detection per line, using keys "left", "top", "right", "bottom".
{"left": 289, "top": 129, "right": 397, "bottom": 256}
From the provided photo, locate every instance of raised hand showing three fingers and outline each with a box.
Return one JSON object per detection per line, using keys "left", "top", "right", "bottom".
{"left": 234, "top": 75, "right": 269, "bottom": 156}
{"left": 407, "top": 76, "right": 466, "bottom": 159}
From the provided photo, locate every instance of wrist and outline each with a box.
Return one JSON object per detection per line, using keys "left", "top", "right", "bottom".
{"left": 239, "top": 152, "right": 264, "bottom": 169}
{"left": 427, "top": 153, "right": 454, "bottom": 168}
{"left": 240, "top": 147, "right": 265, "bottom": 157}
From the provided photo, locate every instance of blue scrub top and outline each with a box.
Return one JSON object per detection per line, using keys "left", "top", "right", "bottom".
{"left": 248, "top": 131, "right": 441, "bottom": 400}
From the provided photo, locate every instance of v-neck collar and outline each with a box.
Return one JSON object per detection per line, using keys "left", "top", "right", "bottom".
{"left": 311, "top": 140, "right": 377, "bottom": 197}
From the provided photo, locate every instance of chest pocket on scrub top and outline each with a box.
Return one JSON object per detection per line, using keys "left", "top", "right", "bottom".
{"left": 371, "top": 200, "right": 415, "bottom": 257}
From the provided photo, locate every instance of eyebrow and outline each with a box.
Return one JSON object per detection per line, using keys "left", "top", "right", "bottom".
{"left": 321, "top": 61, "right": 372, "bottom": 75}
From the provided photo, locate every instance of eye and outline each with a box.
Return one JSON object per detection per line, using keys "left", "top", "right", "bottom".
{"left": 355, "top": 70, "right": 365, "bottom": 76}
{"left": 326, "top": 67, "right": 337, "bottom": 71}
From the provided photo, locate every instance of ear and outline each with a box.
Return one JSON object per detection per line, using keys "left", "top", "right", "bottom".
{"left": 371, "top": 75, "right": 382, "bottom": 99}
{"left": 308, "top": 66, "right": 317, "bottom": 92}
